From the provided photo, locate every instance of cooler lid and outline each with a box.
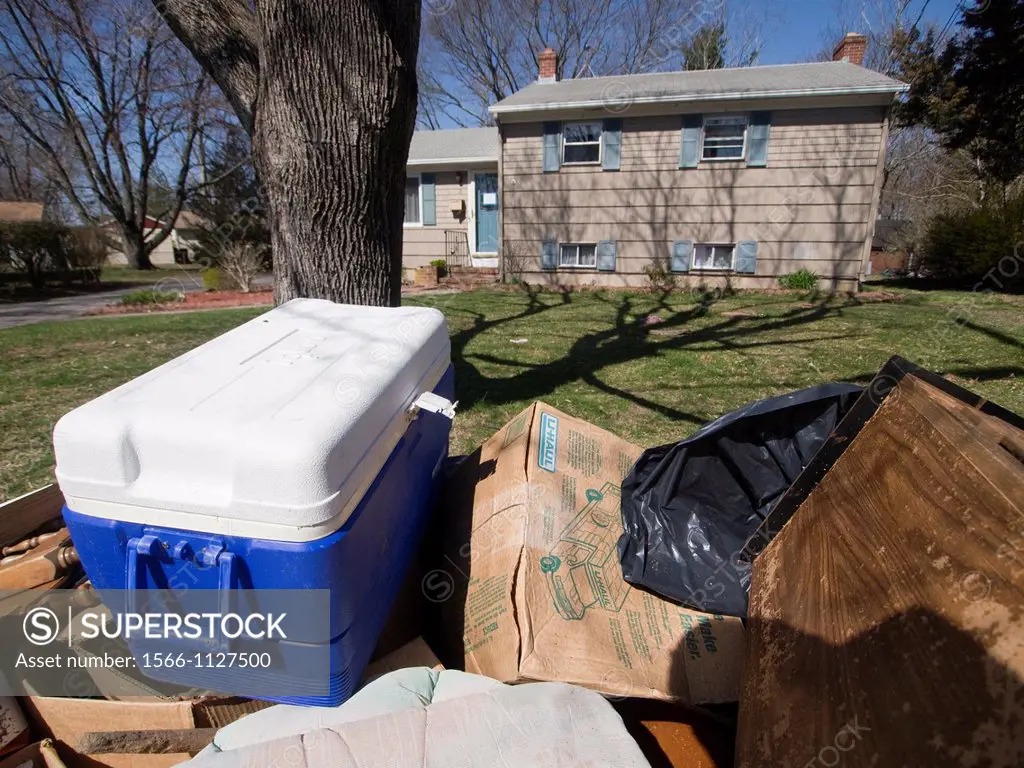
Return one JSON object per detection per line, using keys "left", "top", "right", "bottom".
{"left": 54, "top": 299, "right": 451, "bottom": 541}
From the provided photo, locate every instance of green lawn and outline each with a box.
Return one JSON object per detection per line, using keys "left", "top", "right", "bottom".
{"left": 100, "top": 264, "right": 205, "bottom": 287}
{"left": 1, "top": 287, "right": 1021, "bottom": 501}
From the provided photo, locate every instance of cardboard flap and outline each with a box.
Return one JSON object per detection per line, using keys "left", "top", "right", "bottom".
{"left": 435, "top": 402, "right": 745, "bottom": 705}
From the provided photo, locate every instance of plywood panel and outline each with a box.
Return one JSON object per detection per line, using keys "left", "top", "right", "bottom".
{"left": 736, "top": 374, "right": 1024, "bottom": 768}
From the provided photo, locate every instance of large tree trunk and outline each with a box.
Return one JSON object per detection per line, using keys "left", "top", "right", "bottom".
{"left": 120, "top": 228, "right": 153, "bottom": 270}
{"left": 255, "top": 1, "right": 417, "bottom": 307}
{"left": 155, "top": 0, "right": 419, "bottom": 307}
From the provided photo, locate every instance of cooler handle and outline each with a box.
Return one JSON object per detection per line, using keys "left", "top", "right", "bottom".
{"left": 408, "top": 391, "right": 457, "bottom": 420}
{"left": 126, "top": 535, "right": 238, "bottom": 649}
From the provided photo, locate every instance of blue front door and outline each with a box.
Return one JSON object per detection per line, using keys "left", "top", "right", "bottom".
{"left": 475, "top": 173, "right": 499, "bottom": 253}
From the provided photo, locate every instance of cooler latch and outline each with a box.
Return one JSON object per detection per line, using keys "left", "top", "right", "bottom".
{"left": 408, "top": 392, "right": 458, "bottom": 420}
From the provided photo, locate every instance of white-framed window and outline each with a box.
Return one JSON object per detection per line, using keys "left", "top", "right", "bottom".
{"left": 562, "top": 122, "right": 602, "bottom": 164}
{"left": 701, "top": 116, "right": 747, "bottom": 161}
{"left": 404, "top": 175, "right": 422, "bottom": 225}
{"left": 692, "top": 243, "right": 735, "bottom": 270}
{"left": 559, "top": 243, "right": 597, "bottom": 268}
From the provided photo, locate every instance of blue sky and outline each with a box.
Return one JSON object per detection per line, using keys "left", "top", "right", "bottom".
{"left": 758, "top": 0, "right": 965, "bottom": 64}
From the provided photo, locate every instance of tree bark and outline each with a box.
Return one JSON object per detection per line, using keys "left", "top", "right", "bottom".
{"left": 121, "top": 228, "right": 153, "bottom": 271}
{"left": 154, "top": 0, "right": 420, "bottom": 307}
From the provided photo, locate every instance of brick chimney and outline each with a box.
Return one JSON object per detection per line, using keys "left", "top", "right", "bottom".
{"left": 538, "top": 48, "right": 558, "bottom": 82}
{"left": 833, "top": 32, "right": 868, "bottom": 66}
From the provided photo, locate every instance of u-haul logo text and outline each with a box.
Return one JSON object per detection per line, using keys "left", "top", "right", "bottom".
{"left": 538, "top": 412, "right": 559, "bottom": 472}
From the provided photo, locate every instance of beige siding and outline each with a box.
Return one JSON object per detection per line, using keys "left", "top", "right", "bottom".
{"left": 402, "top": 170, "right": 475, "bottom": 268}
{"left": 501, "top": 105, "right": 885, "bottom": 290}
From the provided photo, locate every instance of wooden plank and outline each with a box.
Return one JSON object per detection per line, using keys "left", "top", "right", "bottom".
{"left": 736, "top": 372, "right": 1024, "bottom": 768}
{"left": 0, "top": 485, "right": 64, "bottom": 549}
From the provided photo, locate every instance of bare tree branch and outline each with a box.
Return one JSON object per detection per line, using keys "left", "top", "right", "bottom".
{"left": 0, "top": 0, "right": 215, "bottom": 267}
{"left": 151, "top": 0, "right": 259, "bottom": 132}
{"left": 418, "top": 0, "right": 774, "bottom": 126}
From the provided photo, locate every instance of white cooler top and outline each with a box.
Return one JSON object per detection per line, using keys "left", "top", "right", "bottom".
{"left": 54, "top": 299, "right": 451, "bottom": 542}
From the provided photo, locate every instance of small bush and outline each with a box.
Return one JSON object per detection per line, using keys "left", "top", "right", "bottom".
{"left": 201, "top": 267, "right": 223, "bottom": 291}
{"left": 65, "top": 227, "right": 111, "bottom": 271}
{"left": 0, "top": 221, "right": 73, "bottom": 290}
{"left": 119, "top": 289, "right": 184, "bottom": 307}
{"left": 922, "top": 196, "right": 1024, "bottom": 285}
{"left": 643, "top": 257, "right": 677, "bottom": 293}
{"left": 502, "top": 240, "right": 527, "bottom": 283}
{"left": 219, "top": 243, "right": 266, "bottom": 292}
{"left": 778, "top": 269, "right": 819, "bottom": 291}
{"left": 429, "top": 258, "right": 447, "bottom": 268}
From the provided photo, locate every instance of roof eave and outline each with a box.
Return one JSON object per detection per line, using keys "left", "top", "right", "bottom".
{"left": 488, "top": 83, "right": 908, "bottom": 116}
{"left": 406, "top": 155, "right": 499, "bottom": 167}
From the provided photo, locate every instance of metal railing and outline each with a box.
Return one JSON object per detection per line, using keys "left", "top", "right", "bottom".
{"left": 444, "top": 229, "right": 471, "bottom": 268}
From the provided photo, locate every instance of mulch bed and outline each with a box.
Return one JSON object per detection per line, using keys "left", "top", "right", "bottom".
{"left": 89, "top": 290, "right": 274, "bottom": 316}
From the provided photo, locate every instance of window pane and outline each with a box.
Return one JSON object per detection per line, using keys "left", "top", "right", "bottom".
{"left": 559, "top": 245, "right": 577, "bottom": 266}
{"left": 563, "top": 144, "right": 600, "bottom": 163}
{"left": 703, "top": 144, "right": 744, "bottom": 160}
{"left": 693, "top": 244, "right": 734, "bottom": 269}
{"left": 693, "top": 244, "right": 712, "bottom": 269}
{"left": 702, "top": 118, "right": 745, "bottom": 160}
{"left": 579, "top": 244, "right": 597, "bottom": 266}
{"left": 404, "top": 178, "right": 420, "bottom": 223}
{"left": 564, "top": 122, "right": 602, "bottom": 143}
{"left": 712, "top": 245, "right": 733, "bottom": 269}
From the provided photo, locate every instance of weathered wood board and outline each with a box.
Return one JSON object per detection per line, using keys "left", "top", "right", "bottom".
{"left": 736, "top": 373, "right": 1024, "bottom": 768}
{"left": 0, "top": 484, "right": 64, "bottom": 548}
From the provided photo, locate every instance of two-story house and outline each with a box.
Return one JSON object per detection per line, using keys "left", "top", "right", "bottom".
{"left": 403, "top": 34, "right": 907, "bottom": 292}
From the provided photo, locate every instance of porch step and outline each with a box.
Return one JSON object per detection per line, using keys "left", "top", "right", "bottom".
{"left": 441, "top": 266, "right": 499, "bottom": 288}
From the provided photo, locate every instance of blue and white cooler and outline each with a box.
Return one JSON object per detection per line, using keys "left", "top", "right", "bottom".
{"left": 53, "top": 298, "right": 455, "bottom": 706}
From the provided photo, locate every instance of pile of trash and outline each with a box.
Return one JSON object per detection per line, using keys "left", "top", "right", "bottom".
{"left": 1, "top": 296, "right": 1020, "bottom": 768}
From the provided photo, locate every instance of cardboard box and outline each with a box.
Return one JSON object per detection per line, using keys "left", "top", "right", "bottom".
{"left": 363, "top": 637, "right": 443, "bottom": 681}
{"left": 432, "top": 403, "right": 745, "bottom": 704}
{"left": 0, "top": 741, "right": 65, "bottom": 768}
{"left": 23, "top": 695, "right": 268, "bottom": 768}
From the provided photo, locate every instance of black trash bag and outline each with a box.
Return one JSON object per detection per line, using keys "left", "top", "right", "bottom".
{"left": 617, "top": 383, "right": 863, "bottom": 618}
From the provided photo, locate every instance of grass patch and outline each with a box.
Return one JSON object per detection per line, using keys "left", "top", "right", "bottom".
{"left": 119, "top": 289, "right": 185, "bottom": 307}
{"left": 100, "top": 265, "right": 203, "bottom": 285}
{"left": 1, "top": 287, "right": 1022, "bottom": 501}
{"left": 777, "top": 269, "right": 819, "bottom": 291}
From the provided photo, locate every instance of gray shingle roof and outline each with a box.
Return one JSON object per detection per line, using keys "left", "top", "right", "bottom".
{"left": 408, "top": 127, "right": 499, "bottom": 165}
{"left": 490, "top": 61, "right": 906, "bottom": 115}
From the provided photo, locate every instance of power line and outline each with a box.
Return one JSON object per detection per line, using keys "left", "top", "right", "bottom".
{"left": 934, "top": 0, "right": 968, "bottom": 49}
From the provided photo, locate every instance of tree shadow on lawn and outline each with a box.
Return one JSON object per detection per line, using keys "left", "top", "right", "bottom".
{"left": 448, "top": 286, "right": 865, "bottom": 425}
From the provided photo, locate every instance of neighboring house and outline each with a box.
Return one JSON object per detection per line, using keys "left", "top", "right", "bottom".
{"left": 106, "top": 211, "right": 206, "bottom": 266}
{"left": 870, "top": 218, "right": 913, "bottom": 274}
{"left": 402, "top": 127, "right": 500, "bottom": 277}
{"left": 0, "top": 201, "right": 45, "bottom": 223}
{"left": 403, "top": 34, "right": 906, "bottom": 291}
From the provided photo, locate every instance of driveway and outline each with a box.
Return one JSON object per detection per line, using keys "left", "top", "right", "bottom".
{"left": 0, "top": 281, "right": 206, "bottom": 330}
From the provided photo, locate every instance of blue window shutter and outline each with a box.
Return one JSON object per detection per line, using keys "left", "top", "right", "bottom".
{"left": 671, "top": 240, "right": 693, "bottom": 273}
{"left": 597, "top": 240, "right": 617, "bottom": 272}
{"left": 541, "top": 239, "right": 557, "bottom": 270}
{"left": 679, "top": 114, "right": 703, "bottom": 169}
{"left": 421, "top": 173, "right": 436, "bottom": 225}
{"left": 747, "top": 112, "right": 771, "bottom": 168}
{"left": 542, "top": 123, "right": 561, "bottom": 172}
{"left": 735, "top": 240, "right": 758, "bottom": 274}
{"left": 602, "top": 119, "right": 622, "bottom": 171}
